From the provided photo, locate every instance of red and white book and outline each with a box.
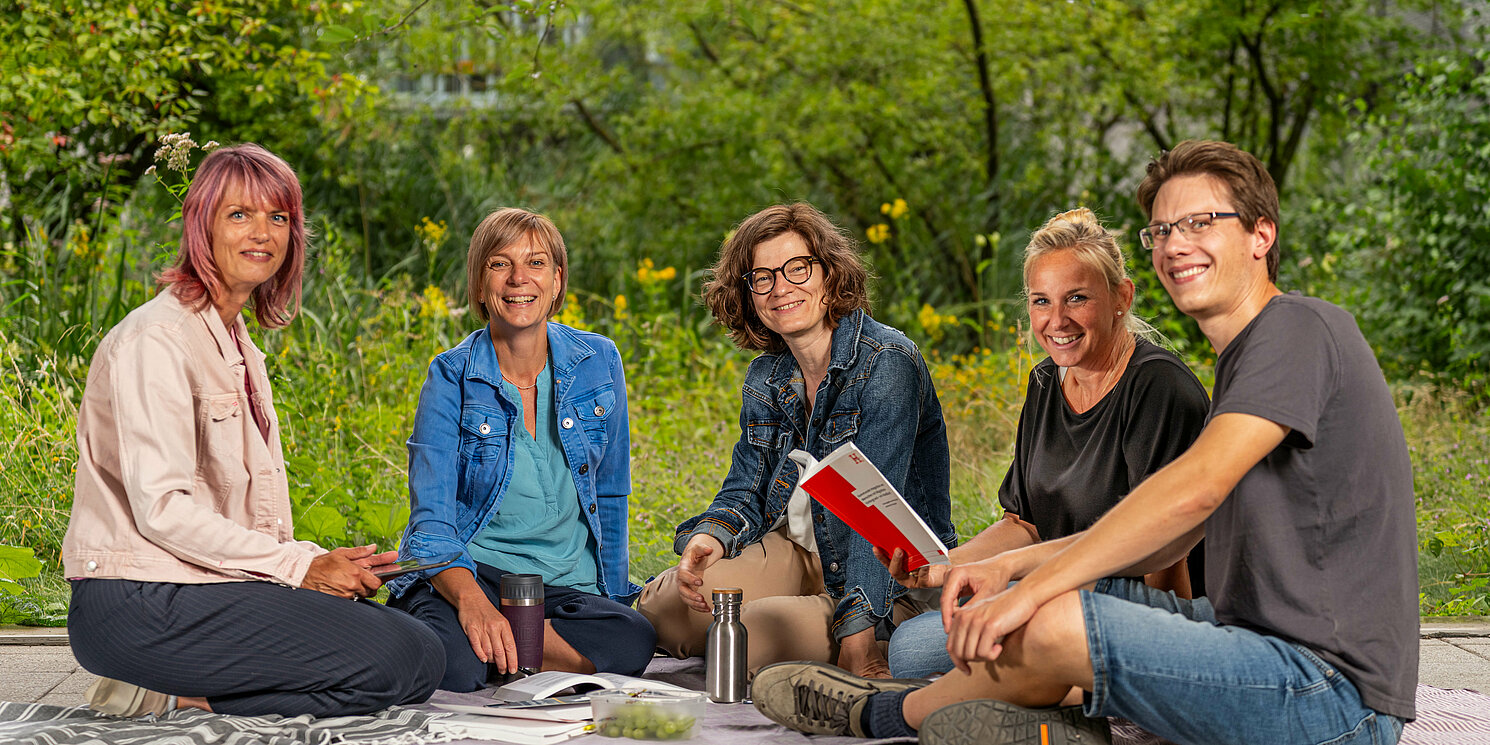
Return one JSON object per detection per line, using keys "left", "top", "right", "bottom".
{"left": 794, "top": 442, "right": 951, "bottom": 572}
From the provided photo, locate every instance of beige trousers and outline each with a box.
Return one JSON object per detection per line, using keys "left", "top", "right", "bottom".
{"left": 637, "top": 531, "right": 924, "bottom": 674}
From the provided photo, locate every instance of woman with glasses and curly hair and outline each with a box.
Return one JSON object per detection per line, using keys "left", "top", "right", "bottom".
{"left": 637, "top": 202, "right": 956, "bottom": 679}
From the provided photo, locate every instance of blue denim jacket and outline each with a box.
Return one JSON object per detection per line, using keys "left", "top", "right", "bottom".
{"left": 673, "top": 309, "right": 956, "bottom": 638}
{"left": 388, "top": 322, "right": 641, "bottom": 604}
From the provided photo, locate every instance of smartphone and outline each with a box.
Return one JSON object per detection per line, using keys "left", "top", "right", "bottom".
{"left": 373, "top": 552, "right": 461, "bottom": 580}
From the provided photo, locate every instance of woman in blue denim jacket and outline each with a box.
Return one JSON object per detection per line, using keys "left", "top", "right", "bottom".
{"left": 388, "top": 208, "right": 654, "bottom": 692}
{"left": 637, "top": 203, "right": 956, "bottom": 679}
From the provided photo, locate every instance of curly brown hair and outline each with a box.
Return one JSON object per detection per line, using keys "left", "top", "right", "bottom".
{"left": 703, "top": 203, "right": 871, "bottom": 353}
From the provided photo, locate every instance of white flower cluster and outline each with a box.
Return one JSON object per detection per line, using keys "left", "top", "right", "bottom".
{"left": 153, "top": 132, "right": 198, "bottom": 174}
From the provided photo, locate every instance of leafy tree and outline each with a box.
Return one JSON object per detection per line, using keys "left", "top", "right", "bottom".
{"left": 0, "top": 0, "right": 369, "bottom": 243}
{"left": 1340, "top": 48, "right": 1490, "bottom": 391}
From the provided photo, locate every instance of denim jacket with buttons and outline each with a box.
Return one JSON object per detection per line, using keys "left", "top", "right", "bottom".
{"left": 673, "top": 309, "right": 956, "bottom": 639}
{"left": 388, "top": 322, "right": 641, "bottom": 604}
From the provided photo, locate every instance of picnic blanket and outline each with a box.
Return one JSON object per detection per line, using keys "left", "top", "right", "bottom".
{"left": 2, "top": 657, "right": 1488, "bottom": 745}
{"left": 0, "top": 701, "right": 454, "bottom": 745}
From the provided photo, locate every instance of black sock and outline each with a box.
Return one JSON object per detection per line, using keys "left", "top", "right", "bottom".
{"left": 860, "top": 688, "right": 916, "bottom": 739}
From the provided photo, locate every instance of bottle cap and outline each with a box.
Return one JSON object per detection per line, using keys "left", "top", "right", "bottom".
{"left": 500, "top": 573, "right": 544, "bottom": 602}
{"left": 712, "top": 587, "right": 743, "bottom": 600}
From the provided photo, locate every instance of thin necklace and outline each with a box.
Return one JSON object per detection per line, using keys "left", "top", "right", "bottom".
{"left": 502, "top": 375, "right": 537, "bottom": 391}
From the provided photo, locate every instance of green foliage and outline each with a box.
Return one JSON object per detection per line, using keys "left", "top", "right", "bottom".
{"left": 1405, "top": 389, "right": 1490, "bottom": 614}
{"left": 1336, "top": 50, "right": 1490, "bottom": 394}
{"left": 0, "top": 544, "right": 43, "bottom": 594}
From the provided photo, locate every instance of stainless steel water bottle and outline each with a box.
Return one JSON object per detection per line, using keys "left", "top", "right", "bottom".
{"left": 705, "top": 587, "right": 748, "bottom": 703}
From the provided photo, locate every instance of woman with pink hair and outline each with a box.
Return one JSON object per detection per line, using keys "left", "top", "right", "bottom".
{"left": 62, "top": 143, "right": 443, "bottom": 718}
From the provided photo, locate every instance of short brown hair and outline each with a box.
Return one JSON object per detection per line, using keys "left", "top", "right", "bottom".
{"left": 1136, "top": 140, "right": 1281, "bottom": 282}
{"left": 465, "top": 208, "right": 569, "bottom": 322}
{"left": 703, "top": 203, "right": 870, "bottom": 352}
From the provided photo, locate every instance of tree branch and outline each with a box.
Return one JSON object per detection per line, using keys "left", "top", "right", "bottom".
{"left": 371, "top": 0, "right": 435, "bottom": 38}
{"left": 569, "top": 98, "right": 625, "bottom": 155}
{"left": 687, "top": 21, "right": 720, "bottom": 64}
{"left": 962, "top": 0, "right": 999, "bottom": 213}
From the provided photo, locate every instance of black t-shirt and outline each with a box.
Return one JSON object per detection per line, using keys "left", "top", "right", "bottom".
{"left": 1207, "top": 292, "right": 1417, "bottom": 720}
{"left": 999, "top": 339, "right": 1210, "bottom": 544}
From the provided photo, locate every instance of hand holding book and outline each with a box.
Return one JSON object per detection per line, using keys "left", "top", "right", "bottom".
{"left": 794, "top": 442, "right": 951, "bottom": 572}
{"left": 874, "top": 545, "right": 951, "bottom": 588}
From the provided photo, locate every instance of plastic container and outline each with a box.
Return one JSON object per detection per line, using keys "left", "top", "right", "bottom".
{"left": 590, "top": 689, "right": 706, "bottom": 740}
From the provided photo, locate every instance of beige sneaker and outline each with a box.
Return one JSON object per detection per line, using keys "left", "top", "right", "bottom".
{"left": 85, "top": 677, "right": 174, "bottom": 717}
{"left": 750, "top": 661, "right": 929, "bottom": 737}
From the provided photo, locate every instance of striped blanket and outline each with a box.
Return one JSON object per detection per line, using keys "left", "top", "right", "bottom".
{"left": 0, "top": 702, "right": 455, "bottom": 745}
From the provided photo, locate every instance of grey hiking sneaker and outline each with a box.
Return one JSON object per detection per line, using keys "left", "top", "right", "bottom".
{"left": 920, "top": 699, "right": 1111, "bottom": 745}
{"left": 750, "top": 661, "right": 928, "bottom": 737}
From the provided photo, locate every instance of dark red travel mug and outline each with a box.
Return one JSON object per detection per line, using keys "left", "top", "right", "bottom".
{"left": 499, "top": 573, "right": 544, "bottom": 674}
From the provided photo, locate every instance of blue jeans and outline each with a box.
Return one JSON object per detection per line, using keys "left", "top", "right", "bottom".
{"left": 1082, "top": 578, "right": 1403, "bottom": 745}
{"left": 887, "top": 609, "right": 954, "bottom": 678}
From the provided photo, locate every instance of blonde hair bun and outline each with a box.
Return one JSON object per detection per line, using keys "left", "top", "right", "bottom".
{"left": 1048, "top": 207, "right": 1098, "bottom": 229}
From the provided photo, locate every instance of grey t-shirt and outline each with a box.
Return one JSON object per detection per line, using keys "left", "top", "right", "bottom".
{"left": 1206, "top": 292, "right": 1417, "bottom": 720}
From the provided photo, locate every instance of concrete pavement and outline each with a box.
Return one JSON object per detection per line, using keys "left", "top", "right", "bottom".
{"left": 3, "top": 622, "right": 1489, "bottom": 707}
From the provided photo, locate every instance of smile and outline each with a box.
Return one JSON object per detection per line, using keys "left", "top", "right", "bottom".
{"left": 242, "top": 250, "right": 274, "bottom": 259}
{"left": 1049, "top": 333, "right": 1082, "bottom": 345}
{"left": 772, "top": 299, "right": 805, "bottom": 312}
{"left": 1171, "top": 266, "right": 1206, "bottom": 280}
{"left": 503, "top": 296, "right": 537, "bottom": 304}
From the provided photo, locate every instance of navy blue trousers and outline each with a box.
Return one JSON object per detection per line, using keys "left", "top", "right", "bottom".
{"left": 69, "top": 579, "right": 444, "bottom": 716}
{"left": 389, "top": 561, "right": 656, "bottom": 692}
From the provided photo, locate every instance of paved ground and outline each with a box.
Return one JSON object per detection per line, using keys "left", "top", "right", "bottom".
{"left": 4, "top": 622, "right": 1489, "bottom": 707}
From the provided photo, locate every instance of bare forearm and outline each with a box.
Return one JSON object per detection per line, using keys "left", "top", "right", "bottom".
{"left": 948, "top": 515, "right": 1038, "bottom": 565}
{"left": 1123, "top": 525, "right": 1204, "bottom": 576}
{"left": 1013, "top": 416, "right": 1281, "bottom": 605}
{"left": 431, "top": 567, "right": 487, "bottom": 608}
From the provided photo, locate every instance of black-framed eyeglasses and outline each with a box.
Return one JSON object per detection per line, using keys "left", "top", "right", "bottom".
{"left": 742, "top": 255, "right": 820, "bottom": 295}
{"left": 1138, "top": 212, "right": 1241, "bottom": 250}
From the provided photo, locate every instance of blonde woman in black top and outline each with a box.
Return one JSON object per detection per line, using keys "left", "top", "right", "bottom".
{"left": 882, "top": 208, "right": 1209, "bottom": 678}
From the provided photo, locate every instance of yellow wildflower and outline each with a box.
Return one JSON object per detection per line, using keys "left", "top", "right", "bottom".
{"left": 918, "top": 303, "right": 959, "bottom": 343}
{"left": 888, "top": 198, "right": 908, "bottom": 220}
{"left": 418, "top": 285, "right": 451, "bottom": 318}
{"left": 866, "top": 223, "right": 890, "bottom": 244}
{"left": 69, "top": 222, "right": 92, "bottom": 259}
{"left": 554, "top": 292, "right": 588, "bottom": 330}
{"left": 417, "top": 216, "right": 448, "bottom": 246}
{"left": 918, "top": 303, "right": 941, "bottom": 336}
{"left": 636, "top": 258, "right": 676, "bottom": 284}
{"left": 614, "top": 294, "right": 629, "bottom": 320}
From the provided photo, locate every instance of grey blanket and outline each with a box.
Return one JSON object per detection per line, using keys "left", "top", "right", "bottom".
{"left": 0, "top": 701, "right": 453, "bottom": 745}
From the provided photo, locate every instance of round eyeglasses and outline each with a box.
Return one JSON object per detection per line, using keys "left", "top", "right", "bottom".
{"left": 742, "top": 255, "right": 820, "bottom": 295}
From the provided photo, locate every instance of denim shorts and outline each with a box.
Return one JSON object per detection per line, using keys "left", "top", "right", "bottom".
{"left": 887, "top": 609, "right": 954, "bottom": 678}
{"left": 1082, "top": 578, "right": 1404, "bottom": 745}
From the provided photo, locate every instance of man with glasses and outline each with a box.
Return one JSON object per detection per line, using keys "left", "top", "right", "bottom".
{"left": 751, "top": 140, "right": 1417, "bottom": 745}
